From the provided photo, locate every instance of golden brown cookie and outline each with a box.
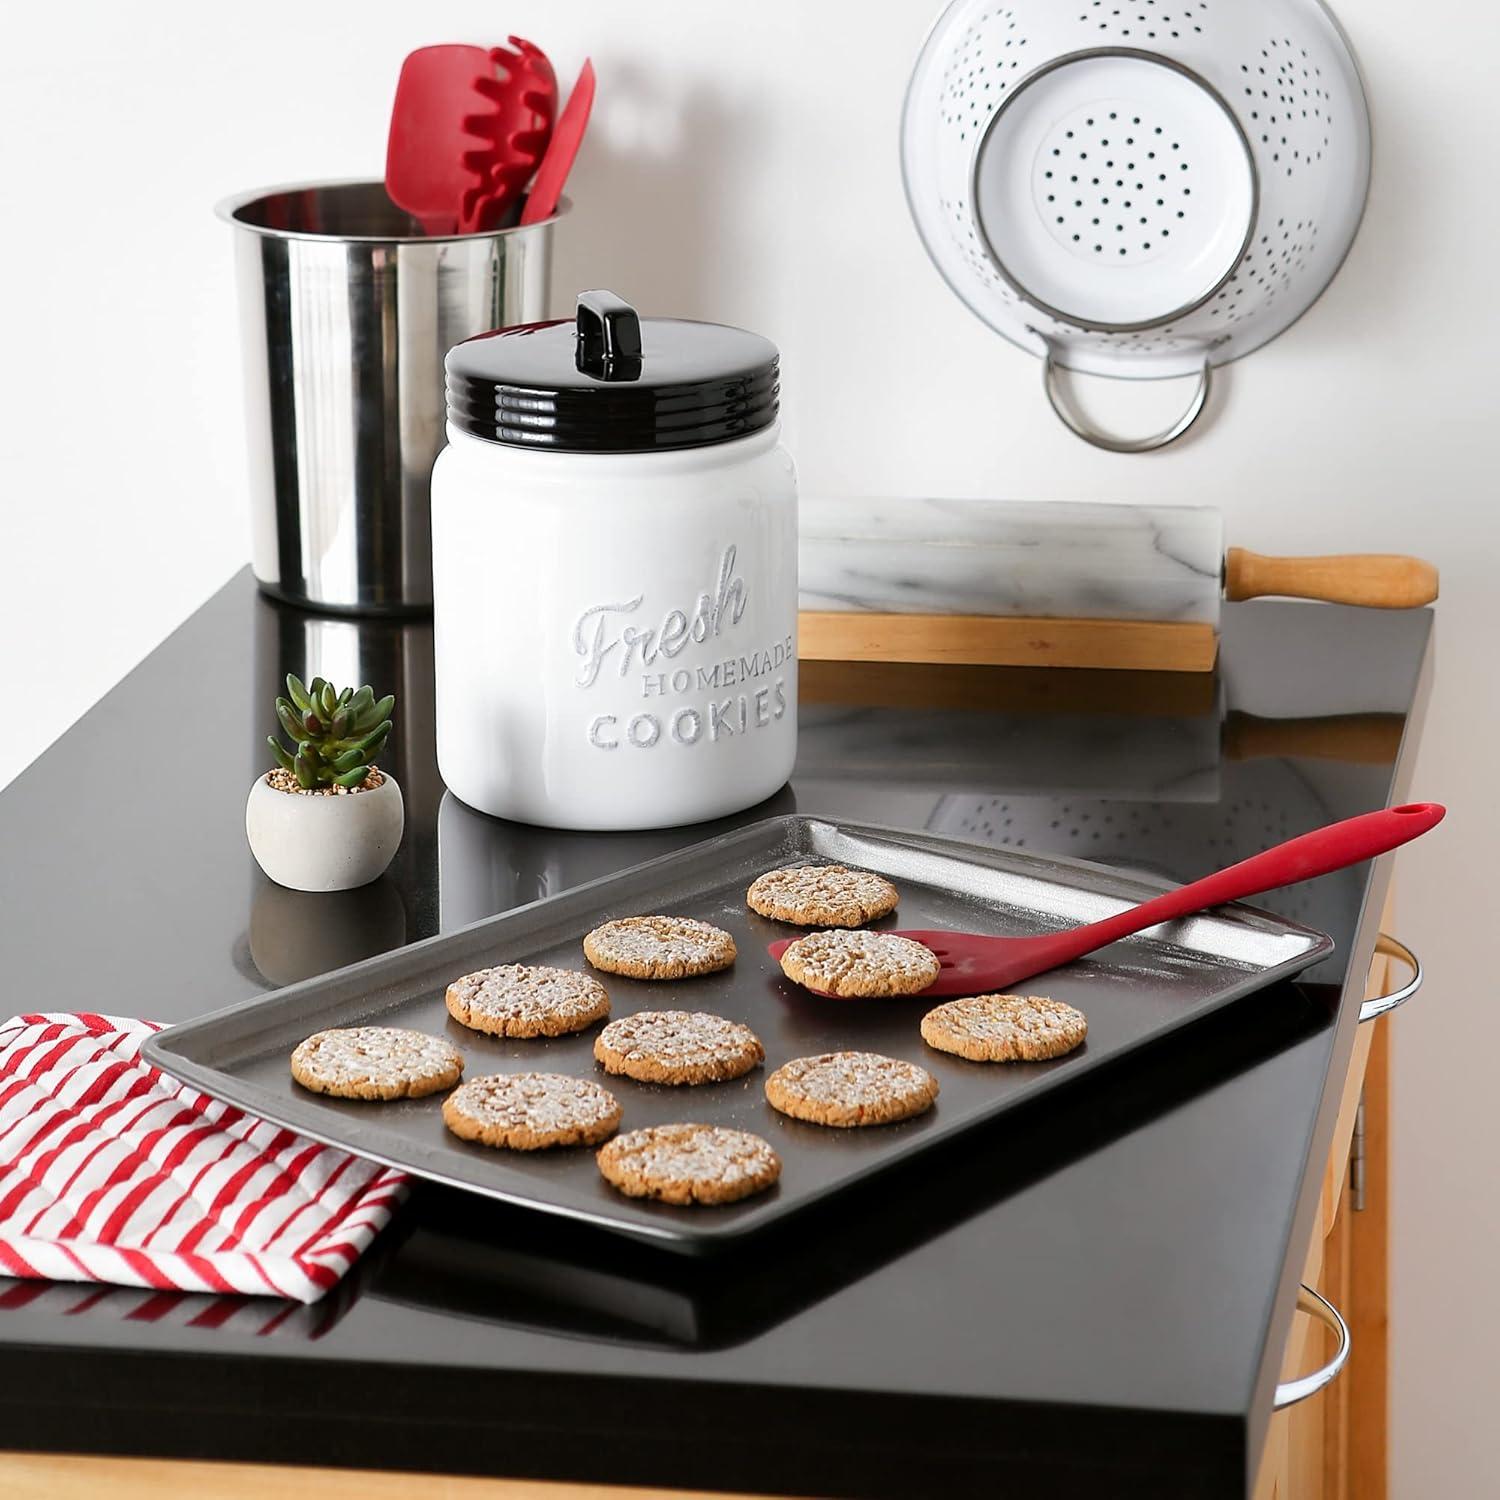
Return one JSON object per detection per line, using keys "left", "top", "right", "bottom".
{"left": 593, "top": 1010, "right": 765, "bottom": 1086}
{"left": 290, "top": 1026, "right": 463, "bottom": 1101}
{"left": 583, "top": 916, "right": 737, "bottom": 980}
{"left": 596, "top": 1124, "right": 781, "bottom": 1206}
{"left": 442, "top": 1072, "right": 622, "bottom": 1150}
{"left": 446, "top": 964, "right": 610, "bottom": 1039}
{"left": 746, "top": 864, "right": 900, "bottom": 928}
{"left": 920, "top": 994, "right": 1088, "bottom": 1063}
{"left": 765, "top": 1051, "right": 939, "bottom": 1128}
{"left": 778, "top": 929, "right": 940, "bottom": 997}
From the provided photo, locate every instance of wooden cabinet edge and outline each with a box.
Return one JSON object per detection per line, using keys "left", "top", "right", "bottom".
{"left": 0, "top": 1454, "right": 802, "bottom": 1500}
{"left": 1256, "top": 884, "right": 1397, "bottom": 1500}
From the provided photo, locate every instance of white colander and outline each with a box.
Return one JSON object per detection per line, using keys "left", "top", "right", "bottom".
{"left": 901, "top": 0, "right": 1371, "bottom": 450}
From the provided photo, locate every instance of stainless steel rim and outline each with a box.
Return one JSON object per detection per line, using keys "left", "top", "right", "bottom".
{"left": 1359, "top": 933, "right": 1422, "bottom": 1024}
{"left": 214, "top": 178, "right": 571, "bottom": 243}
{"left": 968, "top": 48, "right": 1260, "bottom": 336}
{"left": 1041, "top": 343, "right": 1211, "bottom": 452}
{"left": 1273, "top": 1283, "right": 1350, "bottom": 1409}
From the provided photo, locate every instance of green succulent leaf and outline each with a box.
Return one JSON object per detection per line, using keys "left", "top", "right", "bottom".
{"left": 267, "top": 736, "right": 296, "bottom": 773}
{"left": 276, "top": 700, "right": 311, "bottom": 742}
{"left": 354, "top": 719, "right": 392, "bottom": 755}
{"left": 333, "top": 765, "right": 370, "bottom": 788}
{"left": 346, "top": 685, "right": 375, "bottom": 719}
{"left": 331, "top": 746, "right": 370, "bottom": 773}
{"left": 293, "top": 744, "right": 318, "bottom": 790}
{"left": 338, "top": 685, "right": 353, "bottom": 706}
{"left": 368, "top": 695, "right": 396, "bottom": 727}
{"left": 318, "top": 681, "right": 337, "bottom": 719}
{"left": 285, "top": 674, "right": 313, "bottom": 713}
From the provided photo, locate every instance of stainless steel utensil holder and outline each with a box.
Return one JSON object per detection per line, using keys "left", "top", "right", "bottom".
{"left": 220, "top": 180, "right": 561, "bottom": 615}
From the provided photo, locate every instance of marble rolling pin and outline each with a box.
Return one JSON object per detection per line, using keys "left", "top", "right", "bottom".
{"left": 798, "top": 499, "right": 1439, "bottom": 671}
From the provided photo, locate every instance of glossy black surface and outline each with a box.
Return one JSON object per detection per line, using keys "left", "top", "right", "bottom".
{"left": 0, "top": 574, "right": 1431, "bottom": 1498}
{"left": 445, "top": 295, "right": 779, "bottom": 450}
{"left": 575, "top": 289, "right": 645, "bottom": 380}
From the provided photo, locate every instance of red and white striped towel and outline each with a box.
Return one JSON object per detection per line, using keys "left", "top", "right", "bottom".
{"left": 0, "top": 1013, "right": 407, "bottom": 1303}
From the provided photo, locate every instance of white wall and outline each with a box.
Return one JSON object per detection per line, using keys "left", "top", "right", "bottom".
{"left": 0, "top": 2, "right": 1495, "bottom": 1490}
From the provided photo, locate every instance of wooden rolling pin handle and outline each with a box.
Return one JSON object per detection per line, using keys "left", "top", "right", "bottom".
{"left": 1222, "top": 711, "right": 1406, "bottom": 765}
{"left": 1223, "top": 548, "right": 1439, "bottom": 608}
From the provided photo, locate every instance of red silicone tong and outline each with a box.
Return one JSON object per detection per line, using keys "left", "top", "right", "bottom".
{"left": 769, "top": 803, "right": 1445, "bottom": 998}
{"left": 461, "top": 37, "right": 557, "bottom": 232}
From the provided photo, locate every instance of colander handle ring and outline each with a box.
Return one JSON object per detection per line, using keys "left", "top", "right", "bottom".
{"left": 1042, "top": 347, "right": 1211, "bottom": 453}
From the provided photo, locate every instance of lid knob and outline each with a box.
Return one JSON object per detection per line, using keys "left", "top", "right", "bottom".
{"left": 575, "top": 289, "right": 643, "bottom": 382}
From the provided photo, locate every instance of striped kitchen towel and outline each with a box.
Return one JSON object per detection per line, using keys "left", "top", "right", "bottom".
{"left": 0, "top": 1013, "right": 407, "bottom": 1302}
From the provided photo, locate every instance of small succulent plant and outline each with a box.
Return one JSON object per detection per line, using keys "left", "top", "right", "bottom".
{"left": 268, "top": 675, "right": 395, "bottom": 791}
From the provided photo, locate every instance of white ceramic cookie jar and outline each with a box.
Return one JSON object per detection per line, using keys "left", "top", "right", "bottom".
{"left": 432, "top": 291, "right": 797, "bottom": 831}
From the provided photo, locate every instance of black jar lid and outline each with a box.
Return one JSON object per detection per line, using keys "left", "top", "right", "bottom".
{"left": 445, "top": 290, "right": 780, "bottom": 452}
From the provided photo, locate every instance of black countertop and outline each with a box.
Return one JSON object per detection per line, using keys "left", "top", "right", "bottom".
{"left": 0, "top": 573, "right": 1432, "bottom": 1498}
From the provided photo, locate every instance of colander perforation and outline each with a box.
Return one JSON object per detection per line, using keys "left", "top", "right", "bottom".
{"left": 1207, "top": 214, "right": 1318, "bottom": 325}
{"left": 1079, "top": 0, "right": 1209, "bottom": 40}
{"left": 943, "top": 192, "right": 1023, "bottom": 306}
{"left": 1034, "top": 103, "right": 1199, "bottom": 265}
{"left": 1239, "top": 37, "right": 1333, "bottom": 177}
{"left": 941, "top": 8, "right": 1029, "bottom": 143}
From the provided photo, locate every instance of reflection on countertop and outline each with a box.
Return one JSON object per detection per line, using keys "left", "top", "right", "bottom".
{"left": 239, "top": 602, "right": 1409, "bottom": 992}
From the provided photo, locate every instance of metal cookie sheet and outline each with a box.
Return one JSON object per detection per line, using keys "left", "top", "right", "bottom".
{"left": 145, "top": 816, "right": 1332, "bottom": 1252}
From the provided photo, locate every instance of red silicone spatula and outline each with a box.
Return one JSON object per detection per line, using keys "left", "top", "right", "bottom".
{"left": 520, "top": 58, "right": 595, "bottom": 225}
{"left": 385, "top": 45, "right": 498, "bottom": 235}
{"left": 769, "top": 802, "right": 1445, "bottom": 998}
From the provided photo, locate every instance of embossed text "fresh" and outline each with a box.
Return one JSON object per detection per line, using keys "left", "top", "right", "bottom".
{"left": 573, "top": 546, "right": 748, "bottom": 689}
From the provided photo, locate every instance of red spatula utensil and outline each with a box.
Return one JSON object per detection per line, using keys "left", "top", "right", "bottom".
{"left": 385, "top": 45, "right": 499, "bottom": 235}
{"left": 520, "top": 58, "right": 595, "bottom": 225}
{"left": 769, "top": 803, "right": 1445, "bottom": 998}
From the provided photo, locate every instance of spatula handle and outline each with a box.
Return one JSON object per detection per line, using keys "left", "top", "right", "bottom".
{"left": 1223, "top": 548, "right": 1438, "bottom": 608}
{"left": 1072, "top": 803, "right": 1445, "bottom": 956}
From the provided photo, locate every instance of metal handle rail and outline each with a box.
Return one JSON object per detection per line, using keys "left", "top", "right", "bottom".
{"left": 1359, "top": 933, "right": 1421, "bottom": 1024}
{"left": 1274, "top": 1283, "right": 1350, "bottom": 1410}
{"left": 1273, "top": 934, "right": 1419, "bottom": 1409}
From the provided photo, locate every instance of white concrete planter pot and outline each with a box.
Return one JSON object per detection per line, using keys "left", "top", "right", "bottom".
{"left": 245, "top": 772, "right": 404, "bottom": 893}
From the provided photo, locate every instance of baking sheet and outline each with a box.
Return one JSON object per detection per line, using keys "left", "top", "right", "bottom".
{"left": 145, "top": 816, "right": 1332, "bottom": 1252}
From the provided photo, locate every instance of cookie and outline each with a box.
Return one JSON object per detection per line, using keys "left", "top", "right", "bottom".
{"left": 442, "top": 1072, "right": 622, "bottom": 1150}
{"left": 596, "top": 1124, "right": 781, "bottom": 1206}
{"left": 593, "top": 1010, "right": 765, "bottom": 1086}
{"left": 778, "top": 929, "right": 940, "bottom": 997}
{"left": 765, "top": 1051, "right": 939, "bottom": 1128}
{"left": 583, "top": 916, "right": 737, "bottom": 980}
{"left": 746, "top": 864, "right": 900, "bottom": 928}
{"left": 446, "top": 964, "right": 610, "bottom": 1039}
{"left": 290, "top": 1026, "right": 463, "bottom": 1101}
{"left": 920, "top": 994, "right": 1088, "bottom": 1062}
